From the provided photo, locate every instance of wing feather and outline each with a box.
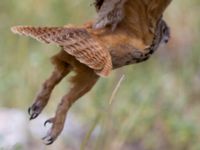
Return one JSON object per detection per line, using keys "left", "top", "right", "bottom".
{"left": 93, "top": 0, "right": 127, "bottom": 30}
{"left": 11, "top": 26, "right": 112, "bottom": 77}
{"left": 94, "top": 0, "right": 104, "bottom": 11}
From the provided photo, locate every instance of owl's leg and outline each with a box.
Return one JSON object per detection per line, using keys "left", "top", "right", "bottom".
{"left": 28, "top": 52, "right": 71, "bottom": 120}
{"left": 42, "top": 67, "right": 99, "bottom": 145}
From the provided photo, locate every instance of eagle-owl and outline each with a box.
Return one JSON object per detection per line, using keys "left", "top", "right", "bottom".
{"left": 11, "top": 0, "right": 172, "bottom": 145}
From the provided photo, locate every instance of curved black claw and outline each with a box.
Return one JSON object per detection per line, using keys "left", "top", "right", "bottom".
{"left": 42, "top": 135, "right": 55, "bottom": 145}
{"left": 29, "top": 112, "right": 39, "bottom": 120}
{"left": 28, "top": 107, "right": 32, "bottom": 115}
{"left": 28, "top": 101, "right": 43, "bottom": 120}
{"left": 44, "top": 118, "right": 54, "bottom": 127}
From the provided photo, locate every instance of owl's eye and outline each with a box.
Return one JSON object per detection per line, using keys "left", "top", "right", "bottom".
{"left": 162, "top": 27, "right": 167, "bottom": 34}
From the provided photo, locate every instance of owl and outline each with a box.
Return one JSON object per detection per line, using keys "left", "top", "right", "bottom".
{"left": 11, "top": 0, "right": 172, "bottom": 145}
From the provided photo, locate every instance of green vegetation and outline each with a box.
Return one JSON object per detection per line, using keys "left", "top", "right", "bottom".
{"left": 0, "top": 0, "right": 200, "bottom": 149}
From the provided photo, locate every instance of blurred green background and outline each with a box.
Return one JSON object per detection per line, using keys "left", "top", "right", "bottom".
{"left": 0, "top": 0, "right": 200, "bottom": 150}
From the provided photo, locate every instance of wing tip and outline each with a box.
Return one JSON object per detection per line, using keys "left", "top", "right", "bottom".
{"left": 11, "top": 26, "right": 20, "bottom": 34}
{"left": 11, "top": 26, "right": 29, "bottom": 35}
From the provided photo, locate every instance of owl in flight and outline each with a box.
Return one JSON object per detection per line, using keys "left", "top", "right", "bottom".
{"left": 11, "top": 0, "right": 172, "bottom": 145}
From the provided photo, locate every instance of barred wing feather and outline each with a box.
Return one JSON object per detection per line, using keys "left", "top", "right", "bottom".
{"left": 11, "top": 26, "right": 112, "bottom": 77}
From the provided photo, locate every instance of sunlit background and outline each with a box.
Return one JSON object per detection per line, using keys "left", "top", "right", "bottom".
{"left": 0, "top": 0, "right": 200, "bottom": 150}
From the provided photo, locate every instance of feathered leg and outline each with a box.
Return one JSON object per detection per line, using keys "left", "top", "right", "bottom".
{"left": 28, "top": 51, "right": 71, "bottom": 120}
{"left": 42, "top": 67, "right": 99, "bottom": 145}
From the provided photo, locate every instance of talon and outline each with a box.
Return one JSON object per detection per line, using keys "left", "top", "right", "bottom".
{"left": 44, "top": 118, "right": 54, "bottom": 127}
{"left": 28, "top": 107, "right": 31, "bottom": 115}
{"left": 42, "top": 135, "right": 55, "bottom": 145}
{"left": 29, "top": 113, "right": 39, "bottom": 120}
{"left": 46, "top": 139, "right": 54, "bottom": 145}
{"left": 42, "top": 116, "right": 64, "bottom": 145}
{"left": 28, "top": 101, "right": 43, "bottom": 120}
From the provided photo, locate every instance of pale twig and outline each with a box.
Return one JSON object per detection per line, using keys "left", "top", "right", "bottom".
{"left": 109, "top": 74, "right": 125, "bottom": 105}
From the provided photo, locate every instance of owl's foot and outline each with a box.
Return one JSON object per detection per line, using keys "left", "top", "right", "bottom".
{"left": 28, "top": 99, "right": 47, "bottom": 120}
{"left": 42, "top": 67, "right": 99, "bottom": 145}
{"left": 42, "top": 116, "right": 65, "bottom": 145}
{"left": 28, "top": 58, "right": 71, "bottom": 120}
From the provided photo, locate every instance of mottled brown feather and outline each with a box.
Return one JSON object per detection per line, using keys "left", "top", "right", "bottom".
{"left": 11, "top": 26, "right": 112, "bottom": 77}
{"left": 94, "top": 0, "right": 127, "bottom": 30}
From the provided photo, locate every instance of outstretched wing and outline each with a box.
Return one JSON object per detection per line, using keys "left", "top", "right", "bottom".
{"left": 93, "top": 0, "right": 172, "bottom": 31}
{"left": 11, "top": 26, "right": 112, "bottom": 77}
{"left": 93, "top": 0, "right": 127, "bottom": 30}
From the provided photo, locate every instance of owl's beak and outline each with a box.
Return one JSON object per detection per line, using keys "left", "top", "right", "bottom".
{"left": 164, "top": 39, "right": 169, "bottom": 43}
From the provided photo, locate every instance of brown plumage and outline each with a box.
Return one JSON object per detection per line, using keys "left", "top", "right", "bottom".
{"left": 11, "top": 0, "right": 172, "bottom": 145}
{"left": 93, "top": 0, "right": 128, "bottom": 30}
{"left": 11, "top": 26, "right": 112, "bottom": 77}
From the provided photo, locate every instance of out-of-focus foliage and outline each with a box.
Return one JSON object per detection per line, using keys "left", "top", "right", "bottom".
{"left": 0, "top": 0, "right": 200, "bottom": 150}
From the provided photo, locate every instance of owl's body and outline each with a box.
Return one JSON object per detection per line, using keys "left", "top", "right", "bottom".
{"left": 11, "top": 0, "right": 172, "bottom": 145}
